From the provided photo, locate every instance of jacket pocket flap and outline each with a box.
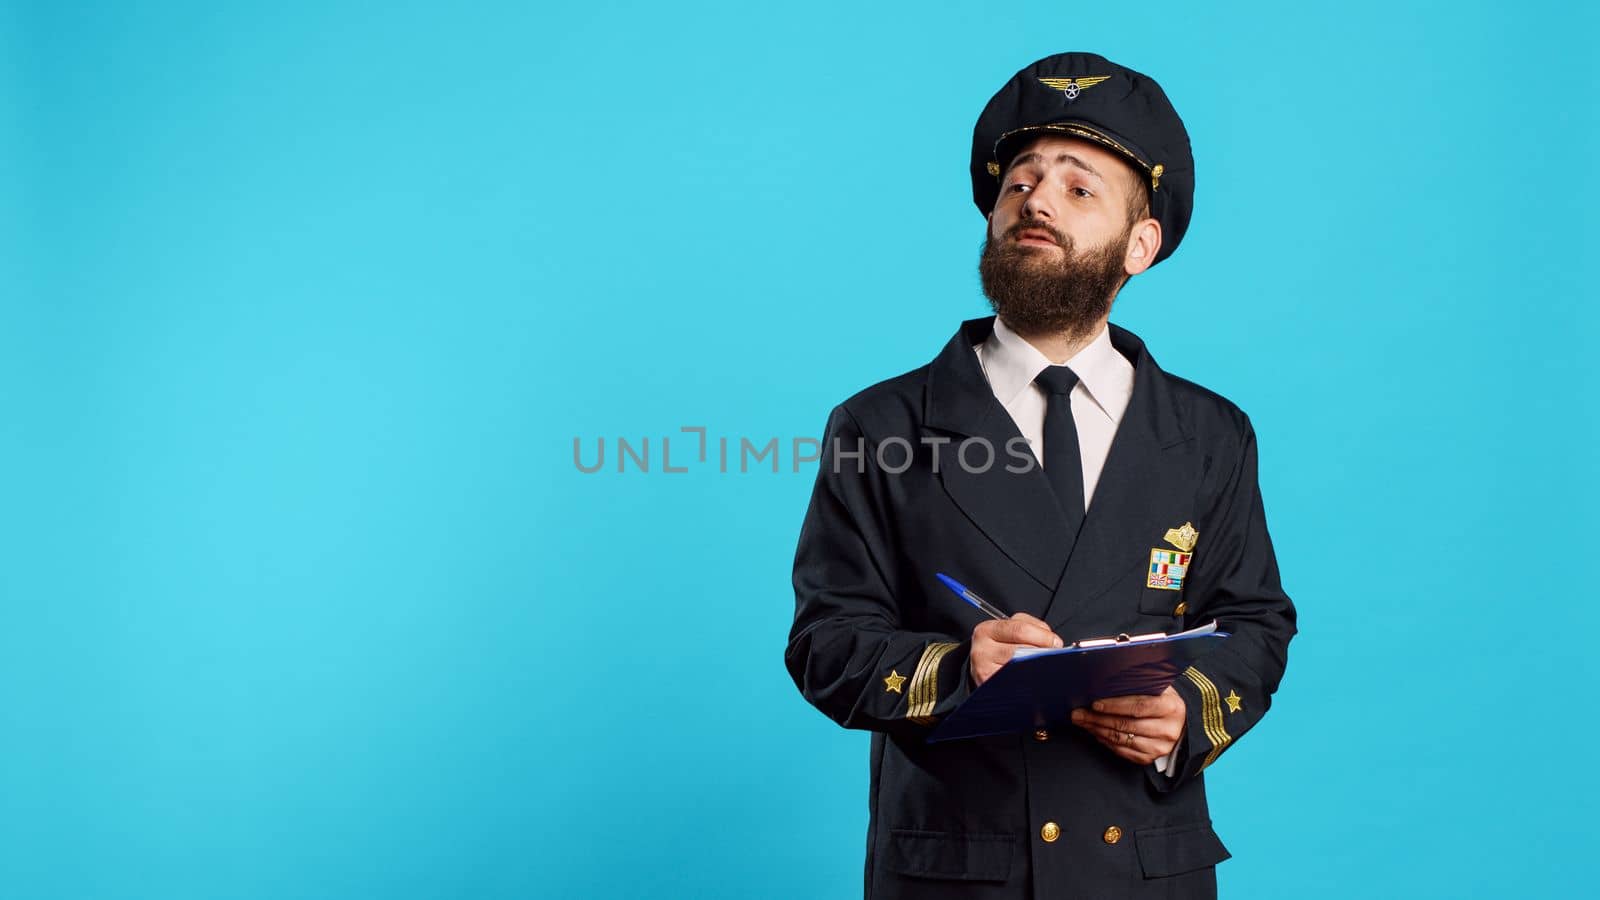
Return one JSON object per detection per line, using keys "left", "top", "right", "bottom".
{"left": 885, "top": 829, "right": 1016, "bottom": 882}
{"left": 1134, "top": 821, "right": 1231, "bottom": 878}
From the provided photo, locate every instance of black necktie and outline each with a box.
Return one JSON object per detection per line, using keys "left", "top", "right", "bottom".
{"left": 1033, "top": 365, "right": 1085, "bottom": 529}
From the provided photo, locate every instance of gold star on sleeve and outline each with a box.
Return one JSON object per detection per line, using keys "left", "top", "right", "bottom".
{"left": 1224, "top": 690, "right": 1242, "bottom": 713}
{"left": 883, "top": 670, "right": 906, "bottom": 694}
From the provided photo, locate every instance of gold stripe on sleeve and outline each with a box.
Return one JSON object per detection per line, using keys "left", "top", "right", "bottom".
{"left": 907, "top": 642, "right": 960, "bottom": 725}
{"left": 1181, "top": 666, "right": 1233, "bottom": 770}
{"left": 904, "top": 644, "right": 939, "bottom": 717}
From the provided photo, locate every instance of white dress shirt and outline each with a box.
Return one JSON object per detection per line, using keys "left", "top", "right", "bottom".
{"left": 973, "top": 318, "right": 1180, "bottom": 774}
{"left": 974, "top": 317, "right": 1134, "bottom": 508}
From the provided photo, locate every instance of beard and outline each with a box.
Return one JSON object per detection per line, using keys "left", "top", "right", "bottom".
{"left": 978, "top": 220, "right": 1130, "bottom": 341}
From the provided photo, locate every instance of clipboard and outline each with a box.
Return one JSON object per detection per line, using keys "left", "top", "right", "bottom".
{"left": 926, "top": 621, "right": 1229, "bottom": 743}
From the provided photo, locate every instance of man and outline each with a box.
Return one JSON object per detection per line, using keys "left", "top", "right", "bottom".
{"left": 785, "top": 52, "right": 1296, "bottom": 899}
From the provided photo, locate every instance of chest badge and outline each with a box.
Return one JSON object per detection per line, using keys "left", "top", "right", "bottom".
{"left": 1148, "top": 548, "right": 1192, "bottom": 590}
{"left": 1163, "top": 522, "right": 1198, "bottom": 552}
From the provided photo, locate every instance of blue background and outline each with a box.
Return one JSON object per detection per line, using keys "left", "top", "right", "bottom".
{"left": 3, "top": 1, "right": 1596, "bottom": 897}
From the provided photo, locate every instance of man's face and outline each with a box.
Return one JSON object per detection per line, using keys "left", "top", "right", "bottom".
{"left": 978, "top": 135, "right": 1159, "bottom": 338}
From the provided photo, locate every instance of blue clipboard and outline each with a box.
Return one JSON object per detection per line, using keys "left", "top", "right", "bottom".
{"left": 926, "top": 623, "right": 1229, "bottom": 743}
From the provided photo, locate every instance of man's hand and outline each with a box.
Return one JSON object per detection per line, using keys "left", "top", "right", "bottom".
{"left": 969, "top": 614, "right": 1063, "bottom": 687}
{"left": 1070, "top": 687, "right": 1187, "bottom": 765}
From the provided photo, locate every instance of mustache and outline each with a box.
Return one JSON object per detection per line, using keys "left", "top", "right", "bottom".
{"left": 1001, "top": 221, "right": 1070, "bottom": 249}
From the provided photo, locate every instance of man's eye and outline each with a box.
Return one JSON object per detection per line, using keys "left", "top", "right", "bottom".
{"left": 1071, "top": 187, "right": 1093, "bottom": 198}
{"left": 1008, "top": 182, "right": 1032, "bottom": 193}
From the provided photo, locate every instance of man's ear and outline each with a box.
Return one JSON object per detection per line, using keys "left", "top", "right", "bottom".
{"left": 1123, "top": 218, "right": 1163, "bottom": 276}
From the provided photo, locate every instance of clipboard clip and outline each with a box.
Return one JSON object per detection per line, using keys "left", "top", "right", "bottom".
{"left": 1072, "top": 630, "right": 1170, "bottom": 650}
{"left": 1047, "top": 622, "right": 1219, "bottom": 654}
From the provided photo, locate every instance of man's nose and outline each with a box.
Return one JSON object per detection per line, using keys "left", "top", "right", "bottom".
{"left": 1021, "top": 190, "right": 1054, "bottom": 222}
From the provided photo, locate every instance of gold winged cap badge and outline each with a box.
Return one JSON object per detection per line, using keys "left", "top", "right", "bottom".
{"left": 1037, "top": 75, "right": 1111, "bottom": 99}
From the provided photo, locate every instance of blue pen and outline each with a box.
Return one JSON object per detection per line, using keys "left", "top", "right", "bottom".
{"left": 935, "top": 573, "right": 1010, "bottom": 620}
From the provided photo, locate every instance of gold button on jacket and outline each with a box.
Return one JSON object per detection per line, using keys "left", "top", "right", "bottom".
{"left": 1041, "top": 822, "right": 1061, "bottom": 842}
{"left": 1103, "top": 825, "right": 1123, "bottom": 844}
{"left": 1034, "top": 729, "right": 1049, "bottom": 741}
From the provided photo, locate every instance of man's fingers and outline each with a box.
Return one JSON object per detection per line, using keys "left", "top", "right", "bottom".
{"left": 989, "top": 618, "right": 1062, "bottom": 648}
{"left": 1092, "top": 694, "right": 1160, "bottom": 717}
{"left": 1068, "top": 707, "right": 1184, "bottom": 743}
{"left": 976, "top": 642, "right": 1044, "bottom": 670}
{"left": 970, "top": 616, "right": 1070, "bottom": 686}
{"left": 1073, "top": 710, "right": 1144, "bottom": 732}
{"left": 1085, "top": 725, "right": 1160, "bottom": 762}
{"left": 1093, "top": 687, "right": 1184, "bottom": 718}
{"left": 1079, "top": 722, "right": 1168, "bottom": 764}
{"left": 973, "top": 614, "right": 1062, "bottom": 650}
{"left": 970, "top": 641, "right": 1041, "bottom": 686}
{"left": 1071, "top": 710, "right": 1180, "bottom": 741}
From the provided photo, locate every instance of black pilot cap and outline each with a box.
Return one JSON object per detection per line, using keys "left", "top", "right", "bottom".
{"left": 970, "top": 52, "right": 1195, "bottom": 266}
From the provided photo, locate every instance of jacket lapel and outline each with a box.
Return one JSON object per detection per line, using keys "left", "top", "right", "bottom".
{"left": 925, "top": 318, "right": 1077, "bottom": 607}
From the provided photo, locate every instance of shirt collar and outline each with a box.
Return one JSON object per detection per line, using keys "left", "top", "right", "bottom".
{"left": 979, "top": 317, "right": 1133, "bottom": 419}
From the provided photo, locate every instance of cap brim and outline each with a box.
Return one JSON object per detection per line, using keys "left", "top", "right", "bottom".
{"left": 993, "top": 121, "right": 1153, "bottom": 176}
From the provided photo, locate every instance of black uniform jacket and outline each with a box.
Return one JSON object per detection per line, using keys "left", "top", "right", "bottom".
{"left": 786, "top": 317, "right": 1296, "bottom": 899}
